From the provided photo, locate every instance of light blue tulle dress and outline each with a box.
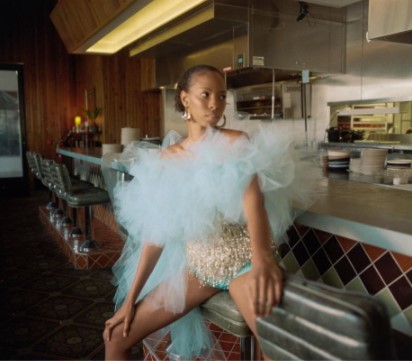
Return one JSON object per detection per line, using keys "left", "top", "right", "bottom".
{"left": 111, "top": 125, "right": 317, "bottom": 359}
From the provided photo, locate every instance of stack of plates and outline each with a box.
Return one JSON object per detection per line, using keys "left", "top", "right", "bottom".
{"left": 349, "top": 158, "right": 361, "bottom": 173}
{"left": 386, "top": 158, "right": 412, "bottom": 169}
{"left": 327, "top": 150, "right": 350, "bottom": 170}
{"left": 102, "top": 143, "right": 122, "bottom": 155}
{"left": 360, "top": 148, "right": 387, "bottom": 175}
{"left": 121, "top": 127, "right": 140, "bottom": 147}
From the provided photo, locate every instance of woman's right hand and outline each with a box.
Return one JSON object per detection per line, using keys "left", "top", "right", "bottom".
{"left": 104, "top": 300, "right": 136, "bottom": 341}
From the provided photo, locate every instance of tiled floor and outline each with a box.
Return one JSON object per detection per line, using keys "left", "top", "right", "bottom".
{"left": 0, "top": 189, "right": 125, "bottom": 360}
{"left": 0, "top": 189, "right": 246, "bottom": 361}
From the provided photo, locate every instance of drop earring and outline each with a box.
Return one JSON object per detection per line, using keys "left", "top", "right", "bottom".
{"left": 181, "top": 109, "right": 191, "bottom": 121}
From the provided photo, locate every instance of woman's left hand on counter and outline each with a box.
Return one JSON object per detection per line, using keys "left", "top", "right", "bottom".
{"left": 247, "top": 257, "right": 283, "bottom": 317}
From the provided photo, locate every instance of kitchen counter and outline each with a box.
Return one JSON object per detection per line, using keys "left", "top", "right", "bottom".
{"left": 296, "top": 177, "right": 412, "bottom": 256}
{"left": 320, "top": 141, "right": 412, "bottom": 152}
{"left": 57, "top": 147, "right": 103, "bottom": 165}
{"left": 57, "top": 147, "right": 412, "bottom": 256}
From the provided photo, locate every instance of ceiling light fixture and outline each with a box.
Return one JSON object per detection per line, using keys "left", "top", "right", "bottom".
{"left": 86, "top": 0, "right": 208, "bottom": 54}
{"left": 296, "top": 1, "right": 309, "bottom": 22}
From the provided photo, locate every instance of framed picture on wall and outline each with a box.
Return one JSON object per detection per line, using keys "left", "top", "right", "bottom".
{"left": 0, "top": 64, "right": 28, "bottom": 197}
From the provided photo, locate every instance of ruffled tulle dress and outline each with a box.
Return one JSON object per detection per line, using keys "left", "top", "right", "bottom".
{"left": 111, "top": 125, "right": 317, "bottom": 359}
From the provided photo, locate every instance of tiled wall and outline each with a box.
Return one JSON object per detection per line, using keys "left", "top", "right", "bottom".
{"left": 277, "top": 223, "right": 412, "bottom": 337}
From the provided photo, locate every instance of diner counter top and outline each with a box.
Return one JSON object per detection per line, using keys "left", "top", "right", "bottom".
{"left": 320, "top": 141, "right": 412, "bottom": 152}
{"left": 57, "top": 147, "right": 412, "bottom": 256}
{"left": 57, "top": 147, "right": 103, "bottom": 165}
{"left": 296, "top": 178, "right": 412, "bottom": 256}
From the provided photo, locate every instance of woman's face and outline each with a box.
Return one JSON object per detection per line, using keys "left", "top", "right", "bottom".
{"left": 180, "top": 71, "right": 227, "bottom": 128}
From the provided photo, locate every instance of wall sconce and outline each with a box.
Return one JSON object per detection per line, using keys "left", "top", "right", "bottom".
{"left": 86, "top": 0, "right": 208, "bottom": 54}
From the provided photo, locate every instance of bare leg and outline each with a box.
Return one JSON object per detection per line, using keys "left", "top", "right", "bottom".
{"left": 105, "top": 273, "right": 220, "bottom": 360}
{"left": 229, "top": 271, "right": 269, "bottom": 360}
{"left": 229, "top": 271, "right": 259, "bottom": 335}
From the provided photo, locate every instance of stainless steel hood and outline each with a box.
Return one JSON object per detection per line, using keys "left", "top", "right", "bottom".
{"left": 131, "top": 0, "right": 346, "bottom": 87}
{"left": 226, "top": 67, "right": 301, "bottom": 88}
{"left": 368, "top": 0, "right": 412, "bottom": 44}
{"left": 129, "top": 0, "right": 249, "bottom": 58}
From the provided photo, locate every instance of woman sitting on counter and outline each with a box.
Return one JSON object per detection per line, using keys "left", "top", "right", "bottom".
{"left": 103, "top": 64, "right": 316, "bottom": 360}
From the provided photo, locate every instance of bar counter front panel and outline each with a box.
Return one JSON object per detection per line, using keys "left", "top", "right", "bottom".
{"left": 56, "top": 147, "right": 412, "bottom": 337}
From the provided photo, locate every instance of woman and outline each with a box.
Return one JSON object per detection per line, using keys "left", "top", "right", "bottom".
{"left": 104, "top": 64, "right": 312, "bottom": 360}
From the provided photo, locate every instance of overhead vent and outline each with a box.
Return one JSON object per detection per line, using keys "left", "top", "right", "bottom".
{"left": 368, "top": 0, "right": 412, "bottom": 44}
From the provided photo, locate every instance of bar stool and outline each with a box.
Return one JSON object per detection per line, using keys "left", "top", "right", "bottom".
{"left": 26, "top": 151, "right": 54, "bottom": 209}
{"left": 201, "top": 293, "right": 253, "bottom": 360}
{"left": 51, "top": 162, "right": 110, "bottom": 252}
{"left": 26, "top": 151, "right": 41, "bottom": 179}
{"left": 101, "top": 152, "right": 254, "bottom": 361}
{"left": 39, "top": 157, "right": 58, "bottom": 211}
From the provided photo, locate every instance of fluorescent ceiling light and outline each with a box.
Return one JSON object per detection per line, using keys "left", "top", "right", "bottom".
{"left": 87, "top": 0, "right": 208, "bottom": 54}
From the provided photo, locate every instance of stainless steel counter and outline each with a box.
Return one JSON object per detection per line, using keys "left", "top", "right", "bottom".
{"left": 297, "top": 177, "right": 412, "bottom": 256}
{"left": 57, "top": 147, "right": 102, "bottom": 165}
{"left": 320, "top": 141, "right": 412, "bottom": 152}
{"left": 57, "top": 147, "right": 412, "bottom": 256}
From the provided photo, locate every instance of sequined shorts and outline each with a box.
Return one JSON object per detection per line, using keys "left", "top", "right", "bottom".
{"left": 186, "top": 223, "right": 252, "bottom": 290}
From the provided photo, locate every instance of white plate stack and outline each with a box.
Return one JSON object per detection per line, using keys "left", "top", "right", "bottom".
{"left": 102, "top": 143, "right": 122, "bottom": 155}
{"left": 121, "top": 127, "right": 140, "bottom": 148}
{"left": 349, "top": 158, "right": 361, "bottom": 173}
{"left": 386, "top": 158, "right": 412, "bottom": 169}
{"left": 327, "top": 150, "right": 350, "bottom": 170}
{"left": 360, "top": 148, "right": 387, "bottom": 175}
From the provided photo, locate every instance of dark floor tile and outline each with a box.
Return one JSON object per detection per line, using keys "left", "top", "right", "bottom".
{"left": 28, "top": 295, "right": 93, "bottom": 321}
{"left": 12, "top": 351, "right": 66, "bottom": 360}
{"left": 0, "top": 316, "right": 60, "bottom": 349}
{"left": 90, "top": 268, "right": 115, "bottom": 281}
{"left": 32, "top": 324, "right": 104, "bottom": 359}
{"left": 74, "top": 302, "right": 114, "bottom": 328}
{"left": 3, "top": 289, "right": 49, "bottom": 315}
{"left": 62, "top": 278, "right": 114, "bottom": 299}
{"left": 53, "top": 261, "right": 95, "bottom": 278}
{"left": 23, "top": 273, "right": 78, "bottom": 293}
{"left": 24, "top": 255, "right": 66, "bottom": 273}
{"left": 2, "top": 268, "right": 43, "bottom": 288}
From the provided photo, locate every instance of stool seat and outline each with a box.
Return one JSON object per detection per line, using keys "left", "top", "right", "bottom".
{"left": 51, "top": 162, "right": 109, "bottom": 250}
{"left": 65, "top": 186, "right": 110, "bottom": 207}
{"left": 201, "top": 292, "right": 251, "bottom": 337}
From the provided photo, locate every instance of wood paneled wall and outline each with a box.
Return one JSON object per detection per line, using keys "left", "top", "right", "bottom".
{"left": 0, "top": 0, "right": 160, "bottom": 187}
{"left": 101, "top": 53, "right": 158, "bottom": 143}
{"left": 0, "top": 0, "right": 75, "bottom": 160}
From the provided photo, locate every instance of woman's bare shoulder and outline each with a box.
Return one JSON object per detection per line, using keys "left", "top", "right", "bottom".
{"left": 219, "top": 128, "right": 248, "bottom": 141}
{"left": 161, "top": 142, "right": 185, "bottom": 158}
